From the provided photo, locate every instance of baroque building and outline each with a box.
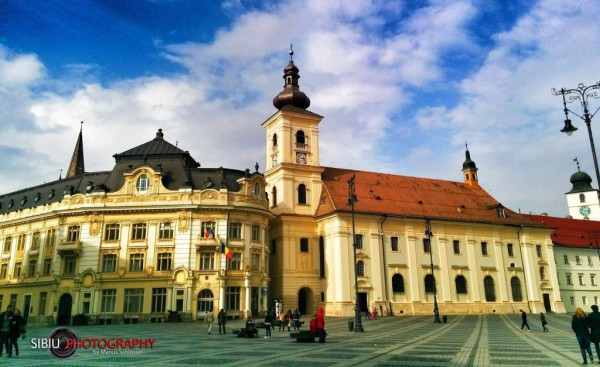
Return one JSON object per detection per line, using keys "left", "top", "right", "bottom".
{"left": 0, "top": 128, "right": 271, "bottom": 325}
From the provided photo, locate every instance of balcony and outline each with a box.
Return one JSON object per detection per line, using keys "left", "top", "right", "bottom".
{"left": 57, "top": 240, "right": 82, "bottom": 254}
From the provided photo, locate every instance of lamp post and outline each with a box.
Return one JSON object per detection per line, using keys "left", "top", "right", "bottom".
{"left": 348, "top": 174, "right": 364, "bottom": 332}
{"left": 552, "top": 82, "right": 600, "bottom": 187}
{"left": 425, "top": 219, "right": 442, "bottom": 324}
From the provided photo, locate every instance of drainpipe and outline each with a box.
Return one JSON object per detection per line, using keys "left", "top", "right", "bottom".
{"left": 516, "top": 225, "right": 532, "bottom": 313}
{"left": 379, "top": 215, "right": 389, "bottom": 315}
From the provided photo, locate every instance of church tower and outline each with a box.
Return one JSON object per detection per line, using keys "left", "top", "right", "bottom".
{"left": 462, "top": 145, "right": 479, "bottom": 188}
{"left": 66, "top": 121, "right": 85, "bottom": 177}
{"left": 566, "top": 158, "right": 600, "bottom": 220}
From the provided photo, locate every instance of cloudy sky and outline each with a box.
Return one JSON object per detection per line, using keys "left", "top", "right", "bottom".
{"left": 1, "top": 0, "right": 600, "bottom": 217}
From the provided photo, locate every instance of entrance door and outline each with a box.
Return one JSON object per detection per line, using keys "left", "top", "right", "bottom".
{"left": 57, "top": 293, "right": 73, "bottom": 325}
{"left": 358, "top": 292, "right": 368, "bottom": 314}
{"left": 251, "top": 287, "right": 259, "bottom": 316}
{"left": 298, "top": 288, "right": 312, "bottom": 315}
{"left": 23, "top": 295, "right": 32, "bottom": 322}
{"left": 543, "top": 293, "right": 552, "bottom": 312}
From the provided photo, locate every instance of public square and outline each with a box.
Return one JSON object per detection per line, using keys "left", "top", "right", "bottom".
{"left": 6, "top": 313, "right": 590, "bottom": 366}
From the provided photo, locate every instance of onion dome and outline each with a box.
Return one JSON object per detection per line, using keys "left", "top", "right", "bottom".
{"left": 568, "top": 158, "right": 594, "bottom": 193}
{"left": 272, "top": 45, "right": 311, "bottom": 110}
{"left": 462, "top": 146, "right": 478, "bottom": 171}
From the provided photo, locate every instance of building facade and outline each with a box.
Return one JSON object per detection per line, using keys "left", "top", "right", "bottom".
{"left": 0, "top": 129, "right": 271, "bottom": 325}
{"left": 565, "top": 163, "right": 600, "bottom": 220}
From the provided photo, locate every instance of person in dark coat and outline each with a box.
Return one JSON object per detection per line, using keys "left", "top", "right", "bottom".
{"left": 217, "top": 309, "right": 227, "bottom": 335}
{"left": 8, "top": 309, "right": 25, "bottom": 357}
{"left": 245, "top": 315, "right": 257, "bottom": 338}
{"left": 520, "top": 309, "right": 530, "bottom": 331}
{"left": 286, "top": 309, "right": 293, "bottom": 332}
{"left": 573, "top": 307, "right": 593, "bottom": 364}
{"left": 0, "top": 305, "right": 14, "bottom": 357}
{"left": 540, "top": 312, "right": 549, "bottom": 332}
{"left": 264, "top": 309, "right": 273, "bottom": 338}
{"left": 589, "top": 305, "right": 600, "bottom": 362}
{"left": 317, "top": 306, "right": 326, "bottom": 343}
{"left": 292, "top": 309, "right": 301, "bottom": 332}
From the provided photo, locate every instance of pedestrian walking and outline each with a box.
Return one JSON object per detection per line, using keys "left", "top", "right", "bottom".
{"left": 8, "top": 309, "right": 25, "bottom": 357}
{"left": 589, "top": 305, "right": 600, "bottom": 363}
{"left": 0, "top": 305, "right": 14, "bottom": 357}
{"left": 317, "top": 306, "right": 326, "bottom": 343}
{"left": 217, "top": 309, "right": 227, "bottom": 335}
{"left": 204, "top": 309, "right": 214, "bottom": 335}
{"left": 292, "top": 309, "right": 300, "bottom": 331}
{"left": 380, "top": 304, "right": 384, "bottom": 318}
{"left": 278, "top": 310, "right": 285, "bottom": 332}
{"left": 520, "top": 309, "right": 530, "bottom": 331}
{"left": 264, "top": 309, "right": 273, "bottom": 338}
{"left": 573, "top": 307, "right": 594, "bottom": 364}
{"left": 286, "top": 309, "right": 293, "bottom": 331}
{"left": 540, "top": 312, "right": 549, "bottom": 332}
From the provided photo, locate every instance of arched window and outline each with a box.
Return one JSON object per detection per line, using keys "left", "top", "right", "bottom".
{"left": 539, "top": 266, "right": 545, "bottom": 280}
{"left": 580, "top": 193, "right": 586, "bottom": 203}
{"left": 298, "top": 184, "right": 307, "bottom": 204}
{"left": 356, "top": 260, "right": 365, "bottom": 276}
{"left": 136, "top": 174, "right": 149, "bottom": 193}
{"left": 296, "top": 130, "right": 305, "bottom": 144}
{"left": 272, "top": 133, "right": 278, "bottom": 147}
{"left": 197, "top": 289, "right": 214, "bottom": 313}
{"left": 253, "top": 183, "right": 260, "bottom": 197}
{"left": 465, "top": 173, "right": 469, "bottom": 180}
{"left": 424, "top": 274, "right": 435, "bottom": 293}
{"left": 271, "top": 186, "right": 277, "bottom": 208}
{"left": 455, "top": 275, "right": 467, "bottom": 294}
{"left": 510, "top": 276, "right": 522, "bottom": 302}
{"left": 484, "top": 276, "right": 495, "bottom": 302}
{"left": 392, "top": 273, "right": 405, "bottom": 293}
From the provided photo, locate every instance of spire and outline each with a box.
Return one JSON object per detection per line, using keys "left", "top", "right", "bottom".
{"left": 462, "top": 144, "right": 479, "bottom": 187}
{"left": 272, "top": 44, "right": 311, "bottom": 110}
{"left": 66, "top": 121, "right": 85, "bottom": 178}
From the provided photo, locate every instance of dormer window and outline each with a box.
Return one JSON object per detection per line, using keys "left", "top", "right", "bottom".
{"left": 136, "top": 175, "right": 150, "bottom": 193}
{"left": 496, "top": 206, "right": 506, "bottom": 218}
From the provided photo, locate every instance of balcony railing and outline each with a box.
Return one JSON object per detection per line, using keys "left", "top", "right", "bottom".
{"left": 57, "top": 240, "right": 82, "bottom": 254}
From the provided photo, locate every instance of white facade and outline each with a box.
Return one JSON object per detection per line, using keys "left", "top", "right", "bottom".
{"left": 554, "top": 246, "right": 600, "bottom": 312}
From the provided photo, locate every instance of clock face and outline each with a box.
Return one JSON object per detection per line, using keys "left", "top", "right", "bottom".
{"left": 580, "top": 205, "right": 592, "bottom": 217}
{"left": 296, "top": 152, "right": 307, "bottom": 164}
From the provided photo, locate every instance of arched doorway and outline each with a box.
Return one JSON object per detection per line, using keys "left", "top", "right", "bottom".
{"left": 57, "top": 293, "right": 72, "bottom": 326}
{"left": 298, "top": 287, "right": 313, "bottom": 315}
{"left": 197, "top": 289, "right": 214, "bottom": 317}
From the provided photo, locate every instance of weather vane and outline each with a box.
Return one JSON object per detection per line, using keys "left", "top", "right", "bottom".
{"left": 574, "top": 157, "right": 580, "bottom": 171}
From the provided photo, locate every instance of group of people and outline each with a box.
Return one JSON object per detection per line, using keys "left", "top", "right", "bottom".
{"left": 277, "top": 309, "right": 301, "bottom": 332}
{"left": 0, "top": 305, "right": 26, "bottom": 358}
{"left": 572, "top": 305, "right": 600, "bottom": 365}
{"left": 203, "top": 308, "right": 228, "bottom": 335}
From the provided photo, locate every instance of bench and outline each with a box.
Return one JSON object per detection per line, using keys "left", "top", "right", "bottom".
{"left": 233, "top": 327, "right": 258, "bottom": 338}
{"left": 290, "top": 330, "right": 318, "bottom": 342}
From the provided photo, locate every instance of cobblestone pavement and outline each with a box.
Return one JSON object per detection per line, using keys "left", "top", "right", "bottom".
{"left": 4, "top": 313, "right": 591, "bottom": 366}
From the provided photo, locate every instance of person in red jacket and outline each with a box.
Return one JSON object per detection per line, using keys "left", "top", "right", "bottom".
{"left": 317, "top": 307, "right": 326, "bottom": 343}
{"left": 309, "top": 315, "right": 317, "bottom": 335}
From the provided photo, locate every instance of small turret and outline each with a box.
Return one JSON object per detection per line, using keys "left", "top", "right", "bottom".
{"left": 462, "top": 145, "right": 478, "bottom": 188}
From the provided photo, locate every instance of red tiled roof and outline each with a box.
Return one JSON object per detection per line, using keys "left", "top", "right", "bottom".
{"left": 523, "top": 214, "right": 600, "bottom": 248}
{"left": 317, "top": 167, "right": 543, "bottom": 227}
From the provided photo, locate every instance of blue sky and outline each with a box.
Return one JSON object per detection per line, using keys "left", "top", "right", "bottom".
{"left": 1, "top": 0, "right": 600, "bottom": 217}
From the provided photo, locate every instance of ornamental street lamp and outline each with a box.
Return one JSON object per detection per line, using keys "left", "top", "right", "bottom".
{"left": 348, "top": 174, "right": 364, "bottom": 332}
{"left": 552, "top": 82, "right": 600, "bottom": 187}
{"left": 425, "top": 219, "right": 442, "bottom": 324}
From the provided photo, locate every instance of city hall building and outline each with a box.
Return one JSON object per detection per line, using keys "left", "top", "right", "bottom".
{"left": 0, "top": 52, "right": 564, "bottom": 325}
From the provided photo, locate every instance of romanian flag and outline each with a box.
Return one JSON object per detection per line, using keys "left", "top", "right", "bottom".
{"left": 221, "top": 241, "right": 232, "bottom": 259}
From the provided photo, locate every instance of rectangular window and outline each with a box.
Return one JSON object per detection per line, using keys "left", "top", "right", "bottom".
{"left": 124, "top": 288, "right": 144, "bottom": 313}
{"left": 201, "top": 221, "right": 216, "bottom": 238}
{"left": 579, "top": 273, "right": 585, "bottom": 286}
{"left": 564, "top": 255, "right": 569, "bottom": 264}
{"left": 589, "top": 256, "right": 594, "bottom": 266}
{"left": 158, "top": 222, "right": 174, "bottom": 240}
{"left": 225, "top": 286, "right": 241, "bottom": 311}
{"left": 592, "top": 274, "right": 597, "bottom": 286}
{"left": 62, "top": 255, "right": 76, "bottom": 275}
{"left": 536, "top": 244, "right": 542, "bottom": 258}
{"left": 507, "top": 243, "right": 514, "bottom": 257}
{"left": 129, "top": 253, "right": 145, "bottom": 272}
{"left": 27, "top": 259, "right": 37, "bottom": 277}
{"left": 251, "top": 253, "right": 260, "bottom": 271}
{"left": 391, "top": 237, "right": 399, "bottom": 252}
{"left": 39, "top": 292, "right": 47, "bottom": 315}
{"left": 31, "top": 232, "right": 41, "bottom": 250}
{"left": 583, "top": 296, "right": 588, "bottom": 305}
{"left": 151, "top": 288, "right": 167, "bottom": 313}
{"left": 199, "top": 252, "right": 214, "bottom": 270}
{"left": 228, "top": 223, "right": 242, "bottom": 240}
{"left": 271, "top": 239, "right": 276, "bottom": 254}
{"left": 3, "top": 237, "right": 11, "bottom": 253}
{"left": 227, "top": 252, "right": 242, "bottom": 270}
{"left": 17, "top": 234, "right": 26, "bottom": 251}
{"left": 9, "top": 294, "right": 17, "bottom": 308}
{"left": 481, "top": 242, "right": 488, "bottom": 256}
{"left": 567, "top": 273, "right": 573, "bottom": 285}
{"left": 570, "top": 296, "right": 575, "bottom": 305}
{"left": 103, "top": 224, "right": 120, "bottom": 241}
{"left": 67, "top": 226, "right": 80, "bottom": 242}
{"left": 46, "top": 229, "right": 56, "bottom": 249}
{"left": 576, "top": 255, "right": 581, "bottom": 265}
{"left": 355, "top": 234, "right": 363, "bottom": 250}
{"left": 423, "top": 238, "right": 431, "bottom": 253}
{"left": 0, "top": 263, "right": 7, "bottom": 278}
{"left": 101, "top": 289, "right": 117, "bottom": 313}
{"left": 43, "top": 258, "right": 52, "bottom": 276}
{"left": 131, "top": 223, "right": 147, "bottom": 241}
{"left": 13, "top": 262, "right": 22, "bottom": 278}
{"left": 156, "top": 252, "right": 172, "bottom": 271}
{"left": 453, "top": 240, "right": 460, "bottom": 255}
{"left": 251, "top": 224, "right": 261, "bottom": 242}
{"left": 300, "top": 238, "right": 309, "bottom": 252}
{"left": 101, "top": 254, "right": 117, "bottom": 273}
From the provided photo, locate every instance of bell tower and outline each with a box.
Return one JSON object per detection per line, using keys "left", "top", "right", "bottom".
{"left": 462, "top": 145, "right": 479, "bottom": 188}
{"left": 262, "top": 46, "right": 324, "bottom": 216}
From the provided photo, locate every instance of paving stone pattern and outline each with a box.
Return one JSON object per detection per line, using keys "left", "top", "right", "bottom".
{"left": 4, "top": 314, "right": 588, "bottom": 366}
